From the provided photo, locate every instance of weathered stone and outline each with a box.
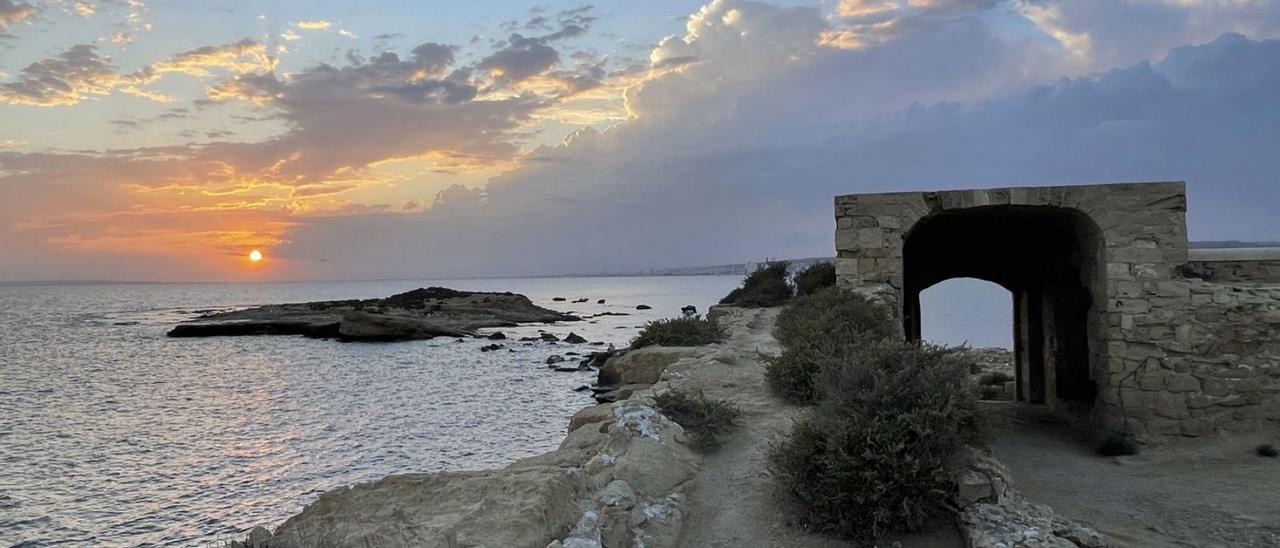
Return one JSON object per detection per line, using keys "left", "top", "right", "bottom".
{"left": 835, "top": 182, "right": 1280, "bottom": 439}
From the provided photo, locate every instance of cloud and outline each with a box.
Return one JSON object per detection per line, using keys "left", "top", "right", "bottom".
{"left": 477, "top": 34, "right": 561, "bottom": 88}
{"left": 0, "top": 0, "right": 36, "bottom": 29}
{"left": 296, "top": 20, "right": 331, "bottom": 31}
{"left": 107, "top": 31, "right": 134, "bottom": 44}
{"left": 4, "top": 0, "right": 1279, "bottom": 282}
{"left": 0, "top": 39, "right": 274, "bottom": 106}
{"left": 1017, "top": 0, "right": 1280, "bottom": 70}
{"left": 0, "top": 44, "right": 145, "bottom": 106}
{"left": 270, "top": 3, "right": 1280, "bottom": 282}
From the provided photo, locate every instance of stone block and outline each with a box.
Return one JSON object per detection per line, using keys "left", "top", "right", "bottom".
{"left": 1180, "top": 418, "right": 1214, "bottom": 437}
{"left": 1164, "top": 374, "right": 1200, "bottom": 392}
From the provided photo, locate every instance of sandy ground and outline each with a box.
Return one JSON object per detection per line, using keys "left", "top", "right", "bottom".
{"left": 986, "top": 403, "right": 1280, "bottom": 548}
{"left": 670, "top": 307, "right": 963, "bottom": 547}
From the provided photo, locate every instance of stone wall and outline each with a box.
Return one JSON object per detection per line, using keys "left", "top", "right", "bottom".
{"left": 1107, "top": 279, "right": 1280, "bottom": 437}
{"left": 1184, "top": 248, "right": 1280, "bottom": 283}
{"left": 833, "top": 181, "right": 1280, "bottom": 439}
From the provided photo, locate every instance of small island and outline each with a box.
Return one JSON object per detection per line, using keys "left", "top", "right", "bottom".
{"left": 167, "top": 287, "right": 578, "bottom": 341}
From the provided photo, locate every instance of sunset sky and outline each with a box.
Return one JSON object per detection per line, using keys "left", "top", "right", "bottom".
{"left": 2, "top": 0, "right": 1278, "bottom": 282}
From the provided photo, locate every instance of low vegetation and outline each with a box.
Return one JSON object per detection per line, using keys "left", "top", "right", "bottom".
{"left": 792, "top": 261, "right": 836, "bottom": 296}
{"left": 630, "top": 315, "right": 726, "bottom": 349}
{"left": 768, "top": 341, "right": 984, "bottom": 539}
{"left": 766, "top": 287, "right": 895, "bottom": 403}
{"left": 719, "top": 261, "right": 793, "bottom": 307}
{"left": 1096, "top": 435, "right": 1139, "bottom": 457}
{"left": 654, "top": 389, "right": 743, "bottom": 451}
{"left": 764, "top": 284, "right": 985, "bottom": 540}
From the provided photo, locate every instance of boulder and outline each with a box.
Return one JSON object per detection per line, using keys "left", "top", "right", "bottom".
{"left": 541, "top": 333, "right": 561, "bottom": 342}
{"left": 636, "top": 305, "right": 652, "bottom": 310}
{"left": 268, "top": 468, "right": 581, "bottom": 548}
{"left": 598, "top": 347, "right": 686, "bottom": 386}
{"left": 597, "top": 299, "right": 606, "bottom": 304}
{"left": 569, "top": 404, "right": 616, "bottom": 432}
{"left": 613, "top": 437, "right": 695, "bottom": 497}
{"left": 564, "top": 332, "right": 588, "bottom": 344}
{"left": 488, "top": 331, "right": 507, "bottom": 340}
{"left": 337, "top": 311, "right": 471, "bottom": 341}
{"left": 547, "top": 355, "right": 566, "bottom": 365}
{"left": 481, "top": 344, "right": 504, "bottom": 352}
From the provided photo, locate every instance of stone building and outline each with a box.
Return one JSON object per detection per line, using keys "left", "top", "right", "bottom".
{"left": 833, "top": 181, "right": 1280, "bottom": 439}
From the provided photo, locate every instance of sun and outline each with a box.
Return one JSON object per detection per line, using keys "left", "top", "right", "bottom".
{"left": 248, "top": 249, "right": 264, "bottom": 262}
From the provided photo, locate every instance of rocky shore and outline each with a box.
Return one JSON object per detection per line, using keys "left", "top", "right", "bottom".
{"left": 232, "top": 306, "right": 1104, "bottom": 548}
{"left": 168, "top": 287, "right": 578, "bottom": 341}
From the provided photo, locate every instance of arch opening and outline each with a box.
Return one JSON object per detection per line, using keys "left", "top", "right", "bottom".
{"left": 904, "top": 205, "right": 1105, "bottom": 413}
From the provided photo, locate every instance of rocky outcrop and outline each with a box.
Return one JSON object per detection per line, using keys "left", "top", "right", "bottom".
{"left": 167, "top": 287, "right": 577, "bottom": 341}
{"left": 242, "top": 398, "right": 699, "bottom": 548}
{"left": 953, "top": 449, "right": 1107, "bottom": 548}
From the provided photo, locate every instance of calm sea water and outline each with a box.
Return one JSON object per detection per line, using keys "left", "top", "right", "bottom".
{"left": 0, "top": 276, "right": 739, "bottom": 547}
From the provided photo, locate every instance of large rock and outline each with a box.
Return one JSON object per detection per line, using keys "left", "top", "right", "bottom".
{"left": 336, "top": 311, "right": 470, "bottom": 341}
{"left": 267, "top": 468, "right": 581, "bottom": 548}
{"left": 167, "top": 287, "right": 578, "bottom": 341}
{"left": 598, "top": 347, "right": 698, "bottom": 386}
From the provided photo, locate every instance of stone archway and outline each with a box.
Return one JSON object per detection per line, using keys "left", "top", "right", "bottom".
{"left": 901, "top": 205, "right": 1105, "bottom": 411}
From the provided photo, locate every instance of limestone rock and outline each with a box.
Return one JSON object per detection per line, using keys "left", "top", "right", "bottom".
{"left": 569, "top": 404, "right": 616, "bottom": 433}
{"left": 269, "top": 468, "right": 581, "bottom": 548}
{"left": 612, "top": 437, "right": 695, "bottom": 497}
{"left": 598, "top": 347, "right": 690, "bottom": 386}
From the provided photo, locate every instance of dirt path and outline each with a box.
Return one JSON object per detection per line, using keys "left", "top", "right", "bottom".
{"left": 987, "top": 403, "right": 1280, "bottom": 548}
{"left": 669, "top": 307, "right": 963, "bottom": 547}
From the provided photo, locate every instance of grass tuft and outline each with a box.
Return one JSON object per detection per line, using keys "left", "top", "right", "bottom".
{"left": 765, "top": 287, "right": 895, "bottom": 403}
{"left": 793, "top": 262, "right": 836, "bottom": 297}
{"left": 720, "top": 261, "right": 793, "bottom": 307}
{"left": 630, "top": 315, "right": 725, "bottom": 349}
{"left": 768, "top": 341, "right": 984, "bottom": 540}
{"left": 654, "top": 389, "right": 742, "bottom": 451}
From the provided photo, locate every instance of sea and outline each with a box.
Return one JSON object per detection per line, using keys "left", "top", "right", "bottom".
{"left": 0, "top": 276, "right": 741, "bottom": 547}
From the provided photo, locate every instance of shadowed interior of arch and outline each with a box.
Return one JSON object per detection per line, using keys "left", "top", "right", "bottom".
{"left": 904, "top": 205, "right": 1104, "bottom": 412}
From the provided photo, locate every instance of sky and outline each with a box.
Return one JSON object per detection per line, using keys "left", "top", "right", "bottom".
{"left": 1, "top": 0, "right": 1279, "bottom": 283}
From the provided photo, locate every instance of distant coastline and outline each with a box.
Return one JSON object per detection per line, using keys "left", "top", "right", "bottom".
{"left": 5, "top": 243, "right": 1275, "bottom": 286}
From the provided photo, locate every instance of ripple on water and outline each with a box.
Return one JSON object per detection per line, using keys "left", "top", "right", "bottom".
{"left": 0, "top": 276, "right": 738, "bottom": 547}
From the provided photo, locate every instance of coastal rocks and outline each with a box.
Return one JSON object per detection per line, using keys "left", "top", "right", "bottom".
{"left": 636, "top": 305, "right": 652, "bottom": 310}
{"left": 960, "top": 494, "right": 1107, "bottom": 548}
{"left": 954, "top": 449, "right": 1107, "bottom": 548}
{"left": 167, "top": 287, "right": 578, "bottom": 341}
{"left": 266, "top": 468, "right": 582, "bottom": 548}
{"left": 565, "top": 332, "right": 588, "bottom": 344}
{"left": 336, "top": 311, "right": 471, "bottom": 341}
{"left": 598, "top": 347, "right": 688, "bottom": 386}
{"left": 547, "top": 355, "right": 566, "bottom": 365}
{"left": 481, "top": 343, "right": 504, "bottom": 352}
{"left": 488, "top": 331, "right": 507, "bottom": 340}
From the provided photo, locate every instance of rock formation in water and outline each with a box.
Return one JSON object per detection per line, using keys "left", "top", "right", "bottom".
{"left": 167, "top": 287, "right": 577, "bottom": 341}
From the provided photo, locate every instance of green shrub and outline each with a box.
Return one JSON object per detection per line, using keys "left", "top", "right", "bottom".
{"left": 793, "top": 262, "right": 836, "bottom": 296}
{"left": 654, "top": 389, "right": 742, "bottom": 451}
{"left": 720, "top": 261, "right": 793, "bottom": 307}
{"left": 630, "top": 315, "right": 725, "bottom": 349}
{"left": 766, "top": 287, "right": 895, "bottom": 403}
{"left": 768, "top": 342, "right": 983, "bottom": 540}
{"left": 1096, "top": 435, "right": 1138, "bottom": 456}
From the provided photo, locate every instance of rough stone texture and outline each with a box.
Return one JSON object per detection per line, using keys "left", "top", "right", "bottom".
{"left": 953, "top": 449, "right": 1106, "bottom": 548}
{"left": 834, "top": 182, "right": 1280, "bottom": 439}
{"left": 597, "top": 346, "right": 710, "bottom": 386}
{"left": 238, "top": 355, "right": 709, "bottom": 548}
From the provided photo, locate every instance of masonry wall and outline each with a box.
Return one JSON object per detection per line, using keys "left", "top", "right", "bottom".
{"left": 834, "top": 181, "right": 1280, "bottom": 439}
{"left": 1108, "top": 278, "right": 1280, "bottom": 436}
